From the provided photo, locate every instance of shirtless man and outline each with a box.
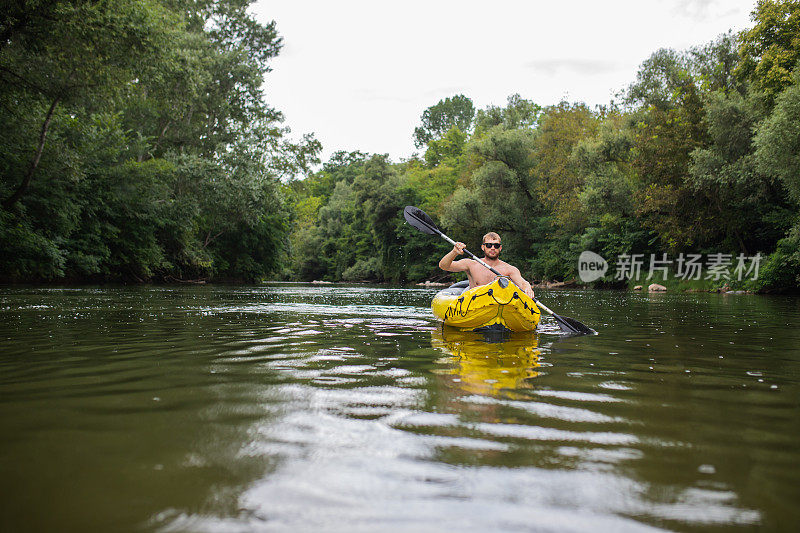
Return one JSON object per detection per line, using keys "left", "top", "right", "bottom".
{"left": 438, "top": 232, "right": 535, "bottom": 299}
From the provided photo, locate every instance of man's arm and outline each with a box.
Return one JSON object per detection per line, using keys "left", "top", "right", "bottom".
{"left": 439, "top": 242, "right": 471, "bottom": 272}
{"left": 508, "top": 266, "right": 535, "bottom": 299}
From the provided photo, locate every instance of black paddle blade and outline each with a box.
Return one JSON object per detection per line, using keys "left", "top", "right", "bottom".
{"left": 552, "top": 313, "right": 596, "bottom": 335}
{"left": 404, "top": 206, "right": 440, "bottom": 235}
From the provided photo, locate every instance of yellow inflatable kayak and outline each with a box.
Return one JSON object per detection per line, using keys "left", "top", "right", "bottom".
{"left": 431, "top": 278, "right": 540, "bottom": 332}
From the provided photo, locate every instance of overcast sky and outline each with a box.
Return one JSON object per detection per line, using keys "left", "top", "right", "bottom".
{"left": 252, "top": 0, "right": 757, "bottom": 166}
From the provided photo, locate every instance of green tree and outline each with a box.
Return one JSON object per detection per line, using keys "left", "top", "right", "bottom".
{"left": 738, "top": 0, "right": 800, "bottom": 104}
{"left": 289, "top": 154, "right": 371, "bottom": 281}
{"left": 474, "top": 94, "right": 542, "bottom": 133}
{"left": 624, "top": 48, "right": 693, "bottom": 111}
{"left": 622, "top": 47, "right": 710, "bottom": 251}
{"left": 0, "top": 0, "right": 319, "bottom": 282}
{"left": 573, "top": 117, "right": 650, "bottom": 267}
{"left": 533, "top": 102, "right": 599, "bottom": 232}
{"left": 690, "top": 32, "right": 745, "bottom": 95}
{"left": 0, "top": 0, "right": 179, "bottom": 209}
{"left": 748, "top": 72, "right": 800, "bottom": 293}
{"left": 413, "top": 94, "right": 475, "bottom": 148}
{"left": 687, "top": 89, "right": 791, "bottom": 253}
{"left": 442, "top": 126, "right": 543, "bottom": 273}
{"left": 754, "top": 71, "right": 800, "bottom": 202}
{"left": 423, "top": 126, "right": 468, "bottom": 167}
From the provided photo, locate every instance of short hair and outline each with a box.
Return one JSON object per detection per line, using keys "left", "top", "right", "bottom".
{"left": 482, "top": 232, "right": 501, "bottom": 243}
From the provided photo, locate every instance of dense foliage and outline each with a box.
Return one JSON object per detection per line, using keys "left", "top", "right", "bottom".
{"left": 3, "top": 1, "right": 800, "bottom": 292}
{"left": 287, "top": 0, "right": 800, "bottom": 291}
{"left": 0, "top": 0, "right": 319, "bottom": 282}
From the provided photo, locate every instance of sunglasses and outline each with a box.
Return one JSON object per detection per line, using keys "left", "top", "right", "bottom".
{"left": 482, "top": 242, "right": 501, "bottom": 249}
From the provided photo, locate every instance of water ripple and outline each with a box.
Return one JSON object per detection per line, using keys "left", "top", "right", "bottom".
{"left": 2, "top": 285, "right": 792, "bottom": 532}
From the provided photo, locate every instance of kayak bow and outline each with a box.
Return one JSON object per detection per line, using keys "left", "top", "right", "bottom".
{"left": 432, "top": 279, "right": 541, "bottom": 332}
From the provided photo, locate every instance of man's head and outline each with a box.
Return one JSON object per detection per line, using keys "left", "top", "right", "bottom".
{"left": 481, "top": 232, "right": 502, "bottom": 259}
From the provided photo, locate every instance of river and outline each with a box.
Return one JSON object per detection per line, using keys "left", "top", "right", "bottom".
{"left": 1, "top": 284, "right": 799, "bottom": 532}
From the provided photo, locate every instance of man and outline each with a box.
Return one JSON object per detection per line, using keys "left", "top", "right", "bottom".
{"left": 438, "top": 232, "right": 535, "bottom": 299}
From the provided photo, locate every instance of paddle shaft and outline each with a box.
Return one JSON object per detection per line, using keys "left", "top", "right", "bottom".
{"left": 438, "top": 232, "right": 503, "bottom": 277}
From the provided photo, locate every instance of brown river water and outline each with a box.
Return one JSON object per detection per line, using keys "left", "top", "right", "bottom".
{"left": 1, "top": 284, "right": 799, "bottom": 532}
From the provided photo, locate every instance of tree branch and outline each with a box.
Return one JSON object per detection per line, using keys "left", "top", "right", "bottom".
{"left": 2, "top": 95, "right": 61, "bottom": 210}
{"left": 145, "top": 119, "right": 172, "bottom": 161}
{"left": 203, "top": 229, "right": 225, "bottom": 248}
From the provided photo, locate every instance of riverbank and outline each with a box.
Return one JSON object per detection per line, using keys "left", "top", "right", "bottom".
{"left": 414, "top": 277, "right": 783, "bottom": 294}
{"left": 1, "top": 276, "right": 792, "bottom": 295}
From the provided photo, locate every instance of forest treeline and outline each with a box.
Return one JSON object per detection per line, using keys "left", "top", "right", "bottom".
{"left": 288, "top": 0, "right": 800, "bottom": 291}
{"left": 2, "top": 1, "right": 800, "bottom": 290}
{"left": 1, "top": 0, "right": 320, "bottom": 282}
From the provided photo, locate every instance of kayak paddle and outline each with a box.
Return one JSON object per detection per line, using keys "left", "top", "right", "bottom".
{"left": 403, "top": 205, "right": 595, "bottom": 335}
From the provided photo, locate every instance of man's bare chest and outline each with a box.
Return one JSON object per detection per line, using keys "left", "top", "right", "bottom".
{"left": 468, "top": 260, "right": 509, "bottom": 283}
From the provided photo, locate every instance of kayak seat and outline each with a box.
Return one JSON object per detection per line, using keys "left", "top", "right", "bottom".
{"left": 438, "top": 279, "right": 469, "bottom": 297}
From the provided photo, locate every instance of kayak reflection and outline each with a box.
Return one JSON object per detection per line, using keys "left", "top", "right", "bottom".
{"left": 431, "top": 326, "right": 542, "bottom": 398}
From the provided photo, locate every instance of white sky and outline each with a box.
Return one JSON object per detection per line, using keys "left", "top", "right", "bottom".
{"left": 252, "top": 0, "right": 757, "bottom": 166}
